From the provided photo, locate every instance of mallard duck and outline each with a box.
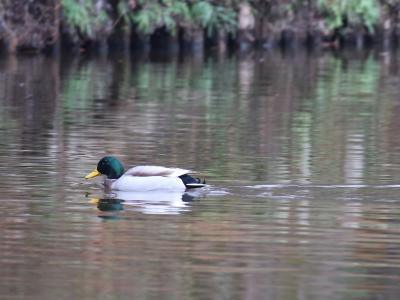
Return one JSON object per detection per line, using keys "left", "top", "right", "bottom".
{"left": 85, "top": 156, "right": 206, "bottom": 192}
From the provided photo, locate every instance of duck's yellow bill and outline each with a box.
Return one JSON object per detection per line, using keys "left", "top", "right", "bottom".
{"left": 89, "top": 198, "right": 100, "bottom": 205}
{"left": 85, "top": 169, "right": 101, "bottom": 179}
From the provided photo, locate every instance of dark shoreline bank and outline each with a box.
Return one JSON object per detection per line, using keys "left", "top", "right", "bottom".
{"left": 2, "top": 1, "right": 400, "bottom": 55}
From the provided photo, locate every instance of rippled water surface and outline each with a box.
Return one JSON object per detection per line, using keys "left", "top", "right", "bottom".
{"left": 1, "top": 51, "right": 400, "bottom": 299}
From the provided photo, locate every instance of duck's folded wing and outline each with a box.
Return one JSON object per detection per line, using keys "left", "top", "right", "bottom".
{"left": 124, "top": 166, "right": 191, "bottom": 177}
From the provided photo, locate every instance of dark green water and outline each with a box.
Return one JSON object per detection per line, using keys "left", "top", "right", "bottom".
{"left": 0, "top": 50, "right": 400, "bottom": 299}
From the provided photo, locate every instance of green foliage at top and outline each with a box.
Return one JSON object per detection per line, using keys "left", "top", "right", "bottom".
{"left": 61, "top": 0, "right": 111, "bottom": 40}
{"left": 61, "top": 0, "right": 237, "bottom": 40}
{"left": 191, "top": 1, "right": 237, "bottom": 36}
{"left": 128, "top": 0, "right": 191, "bottom": 35}
{"left": 317, "top": 0, "right": 380, "bottom": 31}
{"left": 125, "top": 0, "right": 237, "bottom": 36}
{"left": 60, "top": 0, "right": 385, "bottom": 43}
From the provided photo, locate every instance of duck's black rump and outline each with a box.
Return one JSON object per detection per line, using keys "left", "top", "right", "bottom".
{"left": 179, "top": 174, "right": 206, "bottom": 189}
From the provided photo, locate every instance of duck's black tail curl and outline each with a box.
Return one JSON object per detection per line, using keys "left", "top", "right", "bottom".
{"left": 179, "top": 174, "right": 207, "bottom": 189}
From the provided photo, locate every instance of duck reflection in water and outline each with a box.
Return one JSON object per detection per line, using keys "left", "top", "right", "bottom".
{"left": 89, "top": 190, "right": 199, "bottom": 215}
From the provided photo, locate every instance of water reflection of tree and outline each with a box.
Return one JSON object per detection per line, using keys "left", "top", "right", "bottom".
{"left": 2, "top": 51, "right": 400, "bottom": 185}
{"left": 2, "top": 51, "right": 400, "bottom": 298}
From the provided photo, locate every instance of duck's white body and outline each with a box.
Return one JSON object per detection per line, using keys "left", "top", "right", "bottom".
{"left": 109, "top": 176, "right": 186, "bottom": 191}
{"left": 105, "top": 165, "right": 191, "bottom": 192}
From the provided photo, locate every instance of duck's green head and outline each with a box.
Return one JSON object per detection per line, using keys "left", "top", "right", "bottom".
{"left": 85, "top": 156, "right": 125, "bottom": 180}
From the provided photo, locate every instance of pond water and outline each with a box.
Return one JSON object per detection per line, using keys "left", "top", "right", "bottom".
{"left": 0, "top": 50, "right": 400, "bottom": 299}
